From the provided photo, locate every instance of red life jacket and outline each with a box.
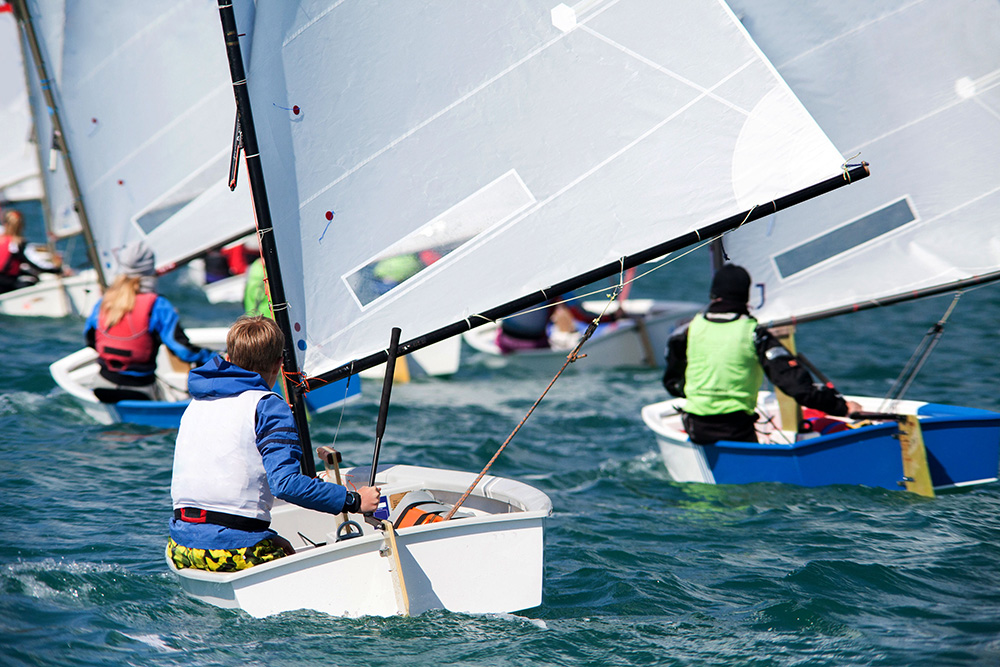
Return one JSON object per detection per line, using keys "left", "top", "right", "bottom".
{"left": 95, "top": 292, "right": 158, "bottom": 373}
{"left": 0, "top": 235, "right": 22, "bottom": 277}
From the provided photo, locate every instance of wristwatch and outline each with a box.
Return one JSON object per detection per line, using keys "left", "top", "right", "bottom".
{"left": 343, "top": 491, "right": 362, "bottom": 514}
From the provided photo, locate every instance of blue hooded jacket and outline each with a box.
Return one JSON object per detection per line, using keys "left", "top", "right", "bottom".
{"left": 169, "top": 356, "right": 348, "bottom": 550}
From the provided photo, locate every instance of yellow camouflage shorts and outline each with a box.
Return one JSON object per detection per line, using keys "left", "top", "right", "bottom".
{"left": 167, "top": 537, "right": 287, "bottom": 572}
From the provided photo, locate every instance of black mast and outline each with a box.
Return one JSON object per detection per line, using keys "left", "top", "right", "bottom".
{"left": 11, "top": 0, "right": 106, "bottom": 290}
{"left": 217, "top": 1, "right": 317, "bottom": 477}
{"left": 307, "top": 163, "right": 871, "bottom": 388}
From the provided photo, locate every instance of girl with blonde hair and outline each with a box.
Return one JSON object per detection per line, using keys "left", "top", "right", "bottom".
{"left": 84, "top": 241, "right": 216, "bottom": 402}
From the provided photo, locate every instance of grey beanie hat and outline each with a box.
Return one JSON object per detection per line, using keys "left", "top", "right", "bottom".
{"left": 118, "top": 240, "right": 156, "bottom": 278}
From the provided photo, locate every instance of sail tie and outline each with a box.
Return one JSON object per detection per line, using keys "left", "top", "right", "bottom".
{"left": 841, "top": 152, "right": 862, "bottom": 182}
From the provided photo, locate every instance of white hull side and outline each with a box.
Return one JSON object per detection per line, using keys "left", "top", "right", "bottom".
{"left": 202, "top": 273, "right": 248, "bottom": 304}
{"left": 463, "top": 299, "right": 699, "bottom": 371}
{"left": 0, "top": 269, "right": 100, "bottom": 318}
{"left": 169, "top": 465, "right": 551, "bottom": 618}
{"left": 359, "top": 336, "right": 463, "bottom": 379}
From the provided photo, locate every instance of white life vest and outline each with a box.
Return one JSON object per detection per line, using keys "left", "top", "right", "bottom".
{"left": 171, "top": 389, "right": 275, "bottom": 522}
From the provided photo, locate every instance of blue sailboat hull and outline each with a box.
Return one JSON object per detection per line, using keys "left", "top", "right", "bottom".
{"left": 645, "top": 399, "right": 1000, "bottom": 491}
{"left": 110, "top": 374, "right": 362, "bottom": 429}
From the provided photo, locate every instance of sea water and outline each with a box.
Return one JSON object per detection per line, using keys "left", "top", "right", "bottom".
{"left": 2, "top": 201, "right": 1000, "bottom": 666}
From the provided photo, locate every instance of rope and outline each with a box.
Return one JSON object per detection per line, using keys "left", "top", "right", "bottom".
{"left": 881, "top": 292, "right": 962, "bottom": 412}
{"left": 756, "top": 410, "right": 793, "bottom": 445}
{"left": 841, "top": 152, "right": 862, "bottom": 182}
{"left": 442, "top": 319, "right": 600, "bottom": 521}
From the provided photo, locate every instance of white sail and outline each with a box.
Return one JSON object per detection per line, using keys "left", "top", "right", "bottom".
{"left": 723, "top": 0, "right": 1000, "bottom": 324}
{"left": 0, "top": 5, "right": 43, "bottom": 203}
{"left": 16, "top": 0, "right": 82, "bottom": 238}
{"left": 244, "top": 0, "right": 847, "bottom": 378}
{"left": 23, "top": 0, "right": 256, "bottom": 274}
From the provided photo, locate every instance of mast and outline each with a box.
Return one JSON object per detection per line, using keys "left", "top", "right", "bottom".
{"left": 217, "top": 0, "right": 317, "bottom": 477}
{"left": 11, "top": 16, "right": 54, "bottom": 248}
{"left": 10, "top": 0, "right": 105, "bottom": 289}
{"left": 308, "top": 163, "right": 871, "bottom": 388}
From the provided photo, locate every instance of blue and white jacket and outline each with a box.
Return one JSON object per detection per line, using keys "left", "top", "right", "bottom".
{"left": 169, "top": 356, "right": 348, "bottom": 550}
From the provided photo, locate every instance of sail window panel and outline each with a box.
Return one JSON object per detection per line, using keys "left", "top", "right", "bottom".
{"left": 343, "top": 170, "right": 535, "bottom": 308}
{"left": 131, "top": 154, "right": 229, "bottom": 236}
{"left": 774, "top": 198, "right": 916, "bottom": 278}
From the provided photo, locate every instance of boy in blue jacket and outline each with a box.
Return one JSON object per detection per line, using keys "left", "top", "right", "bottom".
{"left": 168, "top": 316, "right": 379, "bottom": 571}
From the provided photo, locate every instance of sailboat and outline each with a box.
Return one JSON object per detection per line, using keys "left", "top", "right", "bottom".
{"left": 4, "top": 0, "right": 259, "bottom": 318}
{"left": 461, "top": 291, "right": 702, "bottom": 372}
{"left": 643, "top": 0, "right": 1000, "bottom": 494}
{"left": 164, "top": 0, "right": 869, "bottom": 618}
{"left": 13, "top": 0, "right": 353, "bottom": 424}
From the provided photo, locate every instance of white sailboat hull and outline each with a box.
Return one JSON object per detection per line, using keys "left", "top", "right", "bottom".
{"left": 50, "top": 326, "right": 360, "bottom": 426}
{"left": 0, "top": 269, "right": 100, "bottom": 318}
{"left": 462, "top": 299, "right": 699, "bottom": 371}
{"left": 49, "top": 327, "right": 229, "bottom": 426}
{"left": 182, "top": 258, "right": 250, "bottom": 304}
{"left": 169, "top": 464, "right": 551, "bottom": 618}
{"left": 202, "top": 273, "right": 248, "bottom": 304}
{"left": 359, "top": 336, "right": 463, "bottom": 379}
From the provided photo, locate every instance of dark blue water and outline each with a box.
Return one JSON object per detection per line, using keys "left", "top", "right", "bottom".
{"left": 2, "top": 201, "right": 1000, "bottom": 666}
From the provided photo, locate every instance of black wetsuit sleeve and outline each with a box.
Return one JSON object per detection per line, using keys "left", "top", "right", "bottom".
{"left": 754, "top": 327, "right": 848, "bottom": 416}
{"left": 662, "top": 325, "right": 689, "bottom": 397}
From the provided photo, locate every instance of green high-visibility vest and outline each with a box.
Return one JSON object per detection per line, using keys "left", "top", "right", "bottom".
{"left": 683, "top": 313, "right": 762, "bottom": 416}
{"left": 243, "top": 258, "right": 273, "bottom": 318}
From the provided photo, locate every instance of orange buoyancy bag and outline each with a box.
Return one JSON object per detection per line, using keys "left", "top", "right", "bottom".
{"left": 95, "top": 292, "right": 158, "bottom": 372}
{"left": 394, "top": 501, "right": 447, "bottom": 528}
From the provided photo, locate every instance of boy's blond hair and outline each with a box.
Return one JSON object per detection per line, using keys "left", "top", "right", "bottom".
{"left": 227, "top": 316, "right": 284, "bottom": 377}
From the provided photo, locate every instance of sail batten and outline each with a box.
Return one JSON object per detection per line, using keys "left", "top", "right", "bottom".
{"left": 244, "top": 0, "right": 855, "bottom": 380}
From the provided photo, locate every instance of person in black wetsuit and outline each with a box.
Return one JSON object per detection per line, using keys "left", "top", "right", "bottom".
{"left": 662, "top": 264, "right": 861, "bottom": 445}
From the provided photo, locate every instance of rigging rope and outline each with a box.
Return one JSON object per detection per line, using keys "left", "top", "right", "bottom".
{"left": 441, "top": 317, "right": 600, "bottom": 521}
{"left": 440, "top": 266, "right": 654, "bottom": 520}
{"left": 881, "top": 292, "right": 962, "bottom": 412}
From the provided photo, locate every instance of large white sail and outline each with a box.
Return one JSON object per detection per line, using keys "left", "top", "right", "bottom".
{"left": 243, "top": 0, "right": 848, "bottom": 378}
{"left": 16, "top": 0, "right": 82, "bottom": 239}
{"left": 23, "top": 0, "right": 256, "bottom": 275}
{"left": 723, "top": 0, "right": 1000, "bottom": 325}
{"left": 0, "top": 5, "right": 43, "bottom": 203}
